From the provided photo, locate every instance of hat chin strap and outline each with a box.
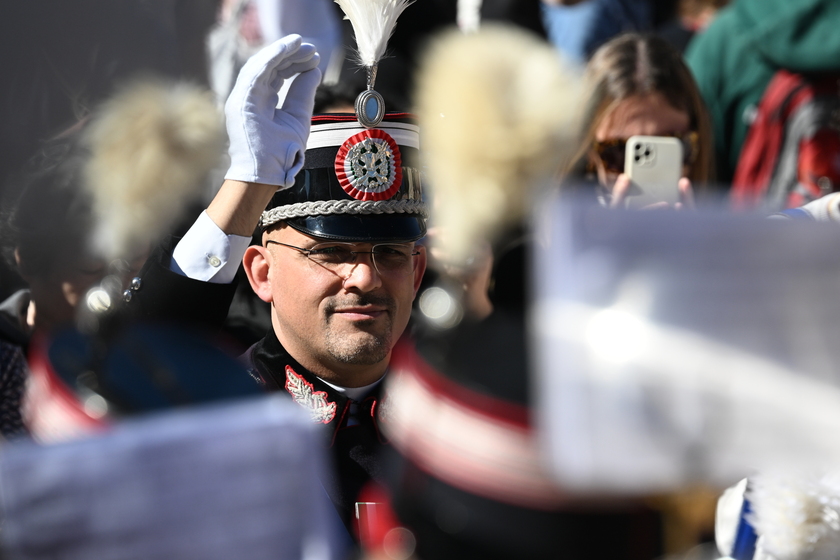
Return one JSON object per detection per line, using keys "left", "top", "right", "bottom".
{"left": 260, "top": 199, "right": 428, "bottom": 228}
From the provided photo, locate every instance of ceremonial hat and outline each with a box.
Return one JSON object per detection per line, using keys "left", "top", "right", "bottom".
{"left": 259, "top": 111, "right": 426, "bottom": 242}
{"left": 259, "top": 0, "right": 427, "bottom": 243}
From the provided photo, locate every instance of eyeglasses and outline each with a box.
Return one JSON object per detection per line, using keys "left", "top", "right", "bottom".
{"left": 265, "top": 240, "right": 420, "bottom": 277}
{"left": 591, "top": 131, "right": 699, "bottom": 174}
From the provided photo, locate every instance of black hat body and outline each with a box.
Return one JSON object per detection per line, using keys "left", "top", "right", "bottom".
{"left": 261, "top": 113, "right": 426, "bottom": 243}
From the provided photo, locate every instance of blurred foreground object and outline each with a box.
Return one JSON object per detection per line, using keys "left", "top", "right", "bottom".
{"left": 379, "top": 25, "right": 666, "bottom": 560}
{"left": 15, "top": 78, "right": 233, "bottom": 442}
{"left": 775, "top": 191, "right": 840, "bottom": 222}
{"left": 83, "top": 79, "right": 224, "bottom": 264}
{"left": 1, "top": 395, "right": 340, "bottom": 559}
{"left": 416, "top": 23, "right": 579, "bottom": 266}
{"left": 2, "top": 78, "right": 225, "bottom": 441}
{"left": 384, "top": 340, "right": 664, "bottom": 560}
{"left": 533, "top": 197, "right": 840, "bottom": 492}
{"left": 79, "top": 78, "right": 224, "bottom": 326}
{"left": 24, "top": 324, "right": 264, "bottom": 444}
{"left": 717, "top": 474, "right": 840, "bottom": 560}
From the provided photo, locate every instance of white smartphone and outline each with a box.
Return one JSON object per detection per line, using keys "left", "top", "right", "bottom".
{"left": 623, "top": 135, "right": 683, "bottom": 209}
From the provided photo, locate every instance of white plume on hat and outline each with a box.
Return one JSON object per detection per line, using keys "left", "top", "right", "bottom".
{"left": 334, "top": 0, "right": 412, "bottom": 68}
{"left": 416, "top": 25, "right": 581, "bottom": 264}
{"left": 83, "top": 80, "right": 225, "bottom": 262}
{"left": 747, "top": 472, "right": 840, "bottom": 560}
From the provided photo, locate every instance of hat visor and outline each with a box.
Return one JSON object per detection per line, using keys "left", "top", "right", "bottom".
{"left": 285, "top": 214, "right": 427, "bottom": 243}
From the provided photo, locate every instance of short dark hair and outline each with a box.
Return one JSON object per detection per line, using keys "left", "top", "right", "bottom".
{"left": 313, "top": 81, "right": 406, "bottom": 114}
{"left": 313, "top": 82, "right": 360, "bottom": 114}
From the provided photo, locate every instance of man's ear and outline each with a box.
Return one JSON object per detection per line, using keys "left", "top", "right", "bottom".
{"left": 412, "top": 245, "right": 427, "bottom": 297}
{"left": 243, "top": 245, "right": 273, "bottom": 303}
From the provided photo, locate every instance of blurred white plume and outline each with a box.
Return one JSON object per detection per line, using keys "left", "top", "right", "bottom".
{"left": 416, "top": 25, "right": 581, "bottom": 264}
{"left": 748, "top": 472, "right": 840, "bottom": 560}
{"left": 334, "top": 0, "right": 412, "bottom": 68}
{"left": 83, "top": 80, "right": 225, "bottom": 262}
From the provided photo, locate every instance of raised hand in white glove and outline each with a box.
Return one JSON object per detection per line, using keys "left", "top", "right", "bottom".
{"left": 224, "top": 34, "right": 321, "bottom": 188}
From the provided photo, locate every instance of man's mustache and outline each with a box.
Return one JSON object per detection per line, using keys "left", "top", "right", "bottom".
{"left": 324, "top": 293, "right": 396, "bottom": 314}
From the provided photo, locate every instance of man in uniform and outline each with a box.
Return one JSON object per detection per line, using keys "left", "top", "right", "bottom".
{"left": 125, "top": 35, "right": 427, "bottom": 531}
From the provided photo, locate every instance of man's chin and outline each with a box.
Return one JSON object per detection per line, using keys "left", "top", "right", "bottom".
{"left": 325, "top": 329, "right": 392, "bottom": 366}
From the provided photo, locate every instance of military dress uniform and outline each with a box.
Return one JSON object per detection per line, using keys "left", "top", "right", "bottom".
{"left": 124, "top": 110, "right": 425, "bottom": 535}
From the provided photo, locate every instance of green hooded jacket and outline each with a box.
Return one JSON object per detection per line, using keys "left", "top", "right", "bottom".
{"left": 685, "top": 0, "right": 840, "bottom": 185}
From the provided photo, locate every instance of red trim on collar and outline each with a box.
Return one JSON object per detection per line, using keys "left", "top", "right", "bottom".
{"left": 366, "top": 396, "right": 389, "bottom": 445}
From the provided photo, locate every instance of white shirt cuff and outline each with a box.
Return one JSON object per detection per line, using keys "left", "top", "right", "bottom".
{"left": 171, "top": 211, "right": 251, "bottom": 284}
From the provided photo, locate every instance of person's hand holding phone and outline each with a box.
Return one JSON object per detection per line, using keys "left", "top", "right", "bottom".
{"left": 612, "top": 135, "right": 694, "bottom": 210}
{"left": 610, "top": 175, "right": 695, "bottom": 210}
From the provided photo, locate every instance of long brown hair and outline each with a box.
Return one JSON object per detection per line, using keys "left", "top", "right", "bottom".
{"left": 568, "top": 33, "right": 714, "bottom": 185}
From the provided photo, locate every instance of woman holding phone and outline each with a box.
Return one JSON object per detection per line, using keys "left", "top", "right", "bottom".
{"left": 565, "top": 33, "right": 715, "bottom": 208}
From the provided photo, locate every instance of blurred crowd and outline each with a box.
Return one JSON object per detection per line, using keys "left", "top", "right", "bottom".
{"left": 2, "top": 0, "right": 840, "bottom": 559}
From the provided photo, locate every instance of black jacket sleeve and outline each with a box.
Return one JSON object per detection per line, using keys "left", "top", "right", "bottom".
{"left": 123, "top": 237, "right": 239, "bottom": 332}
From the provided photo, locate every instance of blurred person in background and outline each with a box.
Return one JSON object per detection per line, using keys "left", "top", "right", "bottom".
{"left": 2, "top": 130, "right": 151, "bottom": 339}
{"left": 656, "top": 0, "right": 730, "bottom": 54}
{"left": 2, "top": 134, "right": 96, "bottom": 338}
{"left": 208, "top": 0, "right": 342, "bottom": 103}
{"left": 564, "top": 32, "right": 715, "bottom": 207}
{"left": 541, "top": 0, "right": 653, "bottom": 68}
{"left": 685, "top": 0, "right": 840, "bottom": 185}
{"left": 0, "top": 0, "right": 220, "bottom": 325}
{"left": 0, "top": 130, "right": 108, "bottom": 440}
{"left": 207, "top": 0, "right": 548, "bottom": 119}
{"left": 1, "top": 73, "right": 227, "bottom": 443}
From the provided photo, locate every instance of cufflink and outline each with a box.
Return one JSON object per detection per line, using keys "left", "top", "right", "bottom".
{"left": 123, "top": 276, "right": 143, "bottom": 303}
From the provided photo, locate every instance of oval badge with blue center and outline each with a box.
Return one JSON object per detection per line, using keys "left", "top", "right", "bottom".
{"left": 335, "top": 129, "right": 402, "bottom": 201}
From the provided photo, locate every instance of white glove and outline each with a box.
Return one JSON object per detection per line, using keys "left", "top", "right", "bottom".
{"left": 224, "top": 34, "right": 321, "bottom": 188}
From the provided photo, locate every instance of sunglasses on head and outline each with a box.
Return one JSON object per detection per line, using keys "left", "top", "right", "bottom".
{"left": 590, "top": 131, "right": 699, "bottom": 174}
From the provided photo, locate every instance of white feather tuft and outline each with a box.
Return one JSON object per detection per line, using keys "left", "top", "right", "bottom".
{"left": 334, "top": 0, "right": 413, "bottom": 67}
{"left": 747, "top": 472, "right": 840, "bottom": 560}
{"left": 83, "top": 80, "right": 225, "bottom": 262}
{"left": 416, "top": 25, "right": 581, "bottom": 264}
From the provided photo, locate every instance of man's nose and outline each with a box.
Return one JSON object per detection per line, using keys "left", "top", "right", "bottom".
{"left": 341, "top": 254, "right": 383, "bottom": 291}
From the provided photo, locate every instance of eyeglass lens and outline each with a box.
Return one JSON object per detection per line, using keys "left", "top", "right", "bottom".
{"left": 308, "top": 243, "right": 415, "bottom": 273}
{"left": 265, "top": 240, "right": 418, "bottom": 276}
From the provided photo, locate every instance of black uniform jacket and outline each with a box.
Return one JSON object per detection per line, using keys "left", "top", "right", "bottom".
{"left": 245, "top": 330, "right": 387, "bottom": 528}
